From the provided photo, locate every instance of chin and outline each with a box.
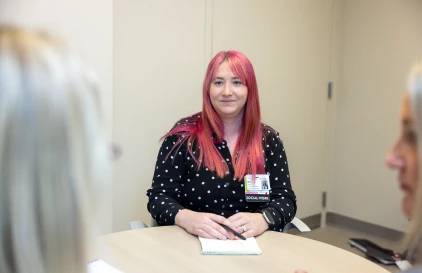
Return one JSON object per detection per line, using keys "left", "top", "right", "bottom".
{"left": 402, "top": 195, "right": 414, "bottom": 219}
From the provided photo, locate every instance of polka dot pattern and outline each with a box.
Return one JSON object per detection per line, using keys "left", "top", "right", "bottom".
{"left": 146, "top": 123, "right": 297, "bottom": 231}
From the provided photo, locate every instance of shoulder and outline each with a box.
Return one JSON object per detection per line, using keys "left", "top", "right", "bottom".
{"left": 172, "top": 112, "right": 202, "bottom": 130}
{"left": 261, "top": 123, "right": 281, "bottom": 140}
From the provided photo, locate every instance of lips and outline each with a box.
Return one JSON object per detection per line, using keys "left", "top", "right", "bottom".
{"left": 400, "top": 182, "right": 411, "bottom": 192}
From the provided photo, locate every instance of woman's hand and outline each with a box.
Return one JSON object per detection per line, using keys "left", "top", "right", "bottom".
{"left": 228, "top": 212, "right": 269, "bottom": 238}
{"left": 175, "top": 209, "right": 237, "bottom": 240}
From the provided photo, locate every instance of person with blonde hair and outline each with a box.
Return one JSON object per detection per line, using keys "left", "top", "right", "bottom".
{"left": 0, "top": 26, "right": 109, "bottom": 273}
{"left": 294, "top": 63, "right": 422, "bottom": 273}
{"left": 388, "top": 62, "right": 422, "bottom": 272}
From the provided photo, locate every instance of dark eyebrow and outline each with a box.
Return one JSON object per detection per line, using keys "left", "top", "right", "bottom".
{"left": 403, "top": 118, "right": 413, "bottom": 127}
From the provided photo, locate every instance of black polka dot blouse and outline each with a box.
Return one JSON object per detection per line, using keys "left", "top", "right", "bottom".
{"left": 146, "top": 124, "right": 297, "bottom": 232}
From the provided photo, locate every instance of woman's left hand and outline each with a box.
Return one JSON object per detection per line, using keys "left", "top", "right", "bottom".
{"left": 228, "top": 212, "right": 269, "bottom": 238}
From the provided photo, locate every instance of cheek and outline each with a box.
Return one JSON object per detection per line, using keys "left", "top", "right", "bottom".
{"left": 239, "top": 88, "right": 248, "bottom": 105}
{"left": 209, "top": 87, "right": 219, "bottom": 103}
{"left": 406, "top": 150, "right": 419, "bottom": 193}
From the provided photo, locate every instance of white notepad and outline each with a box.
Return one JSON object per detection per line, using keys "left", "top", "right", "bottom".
{"left": 87, "top": 259, "right": 122, "bottom": 273}
{"left": 198, "top": 237, "right": 262, "bottom": 255}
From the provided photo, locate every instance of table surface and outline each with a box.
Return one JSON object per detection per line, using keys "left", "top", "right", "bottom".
{"left": 96, "top": 226, "right": 390, "bottom": 273}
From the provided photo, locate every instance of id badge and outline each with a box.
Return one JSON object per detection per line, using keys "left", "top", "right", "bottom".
{"left": 244, "top": 174, "right": 270, "bottom": 202}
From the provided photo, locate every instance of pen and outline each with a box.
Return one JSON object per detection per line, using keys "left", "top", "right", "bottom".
{"left": 222, "top": 225, "right": 246, "bottom": 240}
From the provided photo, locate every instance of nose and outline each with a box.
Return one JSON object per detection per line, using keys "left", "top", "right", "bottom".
{"left": 385, "top": 147, "right": 404, "bottom": 169}
{"left": 222, "top": 83, "right": 232, "bottom": 96}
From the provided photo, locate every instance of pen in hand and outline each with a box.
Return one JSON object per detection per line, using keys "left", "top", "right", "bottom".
{"left": 222, "top": 225, "right": 246, "bottom": 240}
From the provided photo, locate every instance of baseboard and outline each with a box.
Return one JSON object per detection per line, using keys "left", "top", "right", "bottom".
{"left": 301, "top": 213, "right": 322, "bottom": 230}
{"left": 326, "top": 212, "right": 405, "bottom": 241}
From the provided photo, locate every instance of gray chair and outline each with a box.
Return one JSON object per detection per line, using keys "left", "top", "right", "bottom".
{"left": 130, "top": 216, "right": 311, "bottom": 233}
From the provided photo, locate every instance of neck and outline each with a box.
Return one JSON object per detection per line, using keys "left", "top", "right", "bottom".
{"left": 222, "top": 111, "right": 243, "bottom": 137}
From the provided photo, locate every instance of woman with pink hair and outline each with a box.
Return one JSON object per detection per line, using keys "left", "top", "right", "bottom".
{"left": 147, "top": 50, "right": 296, "bottom": 240}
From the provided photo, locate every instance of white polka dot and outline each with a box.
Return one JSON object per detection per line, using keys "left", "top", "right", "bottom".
{"left": 274, "top": 163, "right": 277, "bottom": 166}
{"left": 192, "top": 188, "right": 195, "bottom": 191}
{"left": 165, "top": 170, "right": 168, "bottom": 173}
{"left": 212, "top": 177, "right": 215, "bottom": 179}
{"left": 275, "top": 177, "right": 278, "bottom": 180}
{"left": 196, "top": 174, "right": 199, "bottom": 177}
{"left": 232, "top": 191, "right": 236, "bottom": 194}
{"left": 198, "top": 197, "right": 202, "bottom": 200}
{"left": 175, "top": 166, "right": 178, "bottom": 169}
{"left": 202, "top": 182, "right": 205, "bottom": 185}
{"left": 207, "top": 190, "right": 211, "bottom": 193}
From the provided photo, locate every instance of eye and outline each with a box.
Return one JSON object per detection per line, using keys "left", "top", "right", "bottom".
{"left": 233, "top": 80, "right": 243, "bottom": 86}
{"left": 213, "top": 80, "right": 223, "bottom": 86}
{"left": 405, "top": 131, "right": 417, "bottom": 144}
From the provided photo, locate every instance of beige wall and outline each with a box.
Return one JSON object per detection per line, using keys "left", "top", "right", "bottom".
{"left": 0, "top": 0, "right": 114, "bottom": 233}
{"left": 113, "top": 0, "right": 206, "bottom": 231}
{"left": 113, "top": 0, "right": 335, "bottom": 231}
{"left": 328, "top": 0, "right": 422, "bottom": 232}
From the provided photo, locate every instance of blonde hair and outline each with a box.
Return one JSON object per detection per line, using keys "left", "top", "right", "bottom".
{"left": 405, "top": 61, "right": 422, "bottom": 262}
{"left": 0, "top": 26, "right": 109, "bottom": 272}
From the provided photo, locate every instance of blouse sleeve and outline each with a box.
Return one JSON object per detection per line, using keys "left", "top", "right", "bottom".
{"left": 261, "top": 130, "right": 297, "bottom": 231}
{"left": 146, "top": 135, "right": 186, "bottom": 225}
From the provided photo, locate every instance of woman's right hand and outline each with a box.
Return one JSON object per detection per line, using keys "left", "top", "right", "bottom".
{"left": 175, "top": 209, "right": 237, "bottom": 240}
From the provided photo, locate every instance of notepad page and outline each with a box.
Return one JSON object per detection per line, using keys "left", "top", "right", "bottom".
{"left": 87, "top": 259, "right": 122, "bottom": 273}
{"left": 198, "top": 237, "right": 262, "bottom": 255}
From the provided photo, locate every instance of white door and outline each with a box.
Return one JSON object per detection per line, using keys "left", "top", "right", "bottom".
{"left": 212, "top": 0, "right": 335, "bottom": 219}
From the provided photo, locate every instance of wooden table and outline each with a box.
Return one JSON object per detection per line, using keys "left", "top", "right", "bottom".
{"left": 96, "top": 226, "right": 389, "bottom": 273}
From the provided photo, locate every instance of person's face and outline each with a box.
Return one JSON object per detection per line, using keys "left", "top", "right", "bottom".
{"left": 209, "top": 61, "right": 248, "bottom": 120}
{"left": 386, "top": 94, "right": 418, "bottom": 218}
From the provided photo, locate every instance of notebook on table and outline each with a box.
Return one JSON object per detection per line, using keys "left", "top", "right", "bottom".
{"left": 198, "top": 237, "right": 262, "bottom": 255}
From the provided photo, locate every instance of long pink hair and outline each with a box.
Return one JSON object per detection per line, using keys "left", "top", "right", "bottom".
{"left": 163, "top": 50, "right": 265, "bottom": 180}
